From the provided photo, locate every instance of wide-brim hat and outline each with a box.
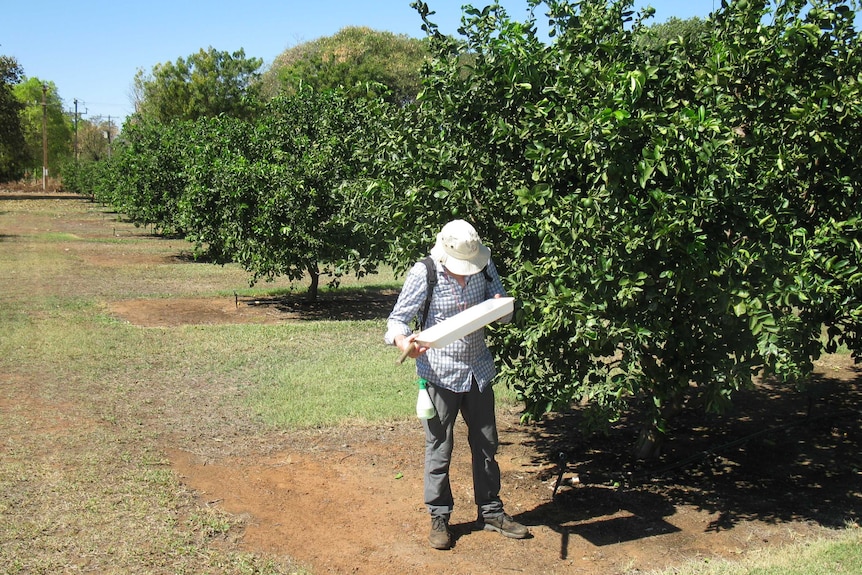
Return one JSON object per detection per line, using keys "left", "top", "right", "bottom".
{"left": 429, "top": 219, "right": 491, "bottom": 276}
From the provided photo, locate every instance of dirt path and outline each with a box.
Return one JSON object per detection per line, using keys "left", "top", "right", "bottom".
{"left": 143, "top": 288, "right": 860, "bottom": 575}
{"left": 168, "top": 420, "right": 750, "bottom": 575}
{"left": 121, "top": 269, "right": 862, "bottom": 573}
{"left": 163, "top": 379, "right": 861, "bottom": 575}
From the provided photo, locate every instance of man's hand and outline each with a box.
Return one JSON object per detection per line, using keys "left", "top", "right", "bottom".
{"left": 395, "top": 333, "right": 429, "bottom": 364}
{"left": 396, "top": 333, "right": 429, "bottom": 358}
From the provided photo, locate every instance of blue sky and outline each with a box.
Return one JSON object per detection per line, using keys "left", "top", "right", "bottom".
{"left": 2, "top": 1, "right": 722, "bottom": 124}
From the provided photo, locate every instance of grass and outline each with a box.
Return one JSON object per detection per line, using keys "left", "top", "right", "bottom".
{"left": 246, "top": 320, "right": 408, "bottom": 427}
{"left": 0, "top": 197, "right": 333, "bottom": 573}
{"left": 644, "top": 527, "right": 862, "bottom": 575}
{"left": 0, "top": 395, "right": 295, "bottom": 574}
{"left": 0, "top": 193, "right": 858, "bottom": 574}
{"left": 2, "top": 293, "right": 517, "bottom": 432}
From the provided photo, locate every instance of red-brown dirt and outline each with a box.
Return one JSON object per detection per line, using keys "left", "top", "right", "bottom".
{"left": 114, "top": 280, "right": 861, "bottom": 575}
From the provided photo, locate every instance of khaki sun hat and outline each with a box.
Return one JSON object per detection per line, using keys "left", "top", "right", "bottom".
{"left": 430, "top": 219, "right": 491, "bottom": 276}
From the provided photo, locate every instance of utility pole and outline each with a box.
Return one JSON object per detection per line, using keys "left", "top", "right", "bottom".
{"left": 41, "top": 83, "right": 48, "bottom": 190}
{"left": 105, "top": 116, "right": 113, "bottom": 158}
{"left": 72, "top": 99, "right": 87, "bottom": 162}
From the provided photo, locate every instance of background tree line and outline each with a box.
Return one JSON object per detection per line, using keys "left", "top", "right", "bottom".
{"left": 0, "top": 56, "right": 119, "bottom": 181}
{"left": 0, "top": 29, "right": 423, "bottom": 184}
{"left": 28, "top": 0, "right": 862, "bottom": 458}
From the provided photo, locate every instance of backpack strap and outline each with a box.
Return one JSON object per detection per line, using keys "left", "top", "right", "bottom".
{"left": 420, "top": 256, "right": 437, "bottom": 330}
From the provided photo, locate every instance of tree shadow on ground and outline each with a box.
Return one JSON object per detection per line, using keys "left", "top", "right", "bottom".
{"left": 516, "top": 366, "right": 862, "bottom": 556}
{"left": 238, "top": 288, "right": 401, "bottom": 321}
{"left": 0, "top": 193, "right": 89, "bottom": 202}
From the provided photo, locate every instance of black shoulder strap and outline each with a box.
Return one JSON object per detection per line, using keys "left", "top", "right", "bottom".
{"left": 420, "top": 256, "right": 437, "bottom": 330}
{"left": 481, "top": 265, "right": 492, "bottom": 282}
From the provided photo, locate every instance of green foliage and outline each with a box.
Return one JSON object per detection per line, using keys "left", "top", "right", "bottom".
{"left": 0, "top": 55, "right": 28, "bottom": 181}
{"left": 12, "top": 78, "right": 74, "bottom": 176}
{"left": 134, "top": 47, "right": 263, "bottom": 123}
{"left": 635, "top": 16, "right": 710, "bottom": 51}
{"left": 59, "top": 159, "right": 97, "bottom": 197}
{"left": 87, "top": 86, "right": 386, "bottom": 299}
{"left": 80, "top": 0, "right": 862, "bottom": 456}
{"left": 60, "top": 117, "right": 122, "bottom": 195}
{"left": 375, "top": 0, "right": 862, "bottom": 455}
{"left": 94, "top": 117, "right": 190, "bottom": 234}
{"left": 259, "top": 27, "right": 429, "bottom": 104}
{"left": 178, "top": 87, "right": 384, "bottom": 297}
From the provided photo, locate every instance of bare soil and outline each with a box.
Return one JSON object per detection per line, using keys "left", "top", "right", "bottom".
{"left": 4, "top": 190, "right": 861, "bottom": 575}
{"left": 168, "top": 356, "right": 862, "bottom": 575}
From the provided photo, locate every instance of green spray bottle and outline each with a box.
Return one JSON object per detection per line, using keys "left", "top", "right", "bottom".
{"left": 415, "top": 378, "right": 436, "bottom": 419}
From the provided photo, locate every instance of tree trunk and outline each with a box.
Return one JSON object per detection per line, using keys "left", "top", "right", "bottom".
{"left": 634, "top": 383, "right": 687, "bottom": 460}
{"left": 307, "top": 263, "right": 320, "bottom": 301}
{"left": 634, "top": 425, "right": 665, "bottom": 460}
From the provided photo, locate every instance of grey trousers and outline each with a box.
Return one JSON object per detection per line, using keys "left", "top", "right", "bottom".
{"left": 422, "top": 379, "right": 504, "bottom": 519}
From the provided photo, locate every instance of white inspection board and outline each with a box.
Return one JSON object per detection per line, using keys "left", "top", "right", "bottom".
{"left": 416, "top": 297, "right": 515, "bottom": 348}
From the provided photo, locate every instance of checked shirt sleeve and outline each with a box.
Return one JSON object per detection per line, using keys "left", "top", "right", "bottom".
{"left": 384, "top": 262, "right": 427, "bottom": 345}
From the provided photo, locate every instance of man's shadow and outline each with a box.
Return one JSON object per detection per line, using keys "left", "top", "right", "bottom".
{"left": 515, "top": 485, "right": 679, "bottom": 559}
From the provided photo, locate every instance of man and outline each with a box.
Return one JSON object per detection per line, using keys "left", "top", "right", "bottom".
{"left": 385, "top": 219, "right": 529, "bottom": 550}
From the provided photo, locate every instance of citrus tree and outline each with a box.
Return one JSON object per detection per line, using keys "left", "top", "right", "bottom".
{"left": 374, "top": 0, "right": 861, "bottom": 457}
{"left": 89, "top": 117, "right": 192, "bottom": 234}
{"left": 177, "top": 86, "right": 383, "bottom": 298}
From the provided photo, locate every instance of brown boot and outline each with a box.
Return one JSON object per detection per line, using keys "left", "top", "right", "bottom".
{"left": 480, "top": 513, "right": 529, "bottom": 539}
{"left": 429, "top": 515, "right": 451, "bottom": 550}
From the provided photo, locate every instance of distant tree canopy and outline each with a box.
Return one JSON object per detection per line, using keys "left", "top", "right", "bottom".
{"left": 13, "top": 78, "right": 74, "bottom": 177}
{"left": 133, "top": 47, "right": 264, "bottom": 123}
{"left": 76, "top": 116, "right": 117, "bottom": 163}
{"left": 636, "top": 16, "right": 710, "bottom": 51}
{"left": 0, "top": 55, "right": 27, "bottom": 182}
{"left": 258, "top": 26, "right": 429, "bottom": 104}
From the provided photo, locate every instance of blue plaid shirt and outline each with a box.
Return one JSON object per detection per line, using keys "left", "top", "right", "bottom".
{"left": 385, "top": 258, "right": 508, "bottom": 392}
